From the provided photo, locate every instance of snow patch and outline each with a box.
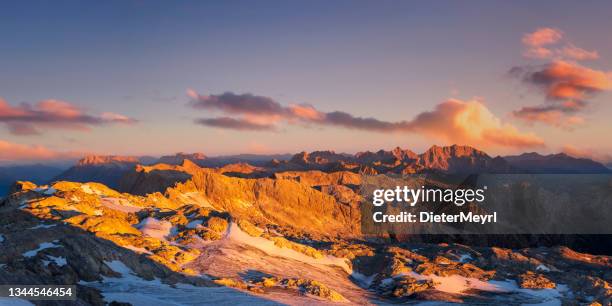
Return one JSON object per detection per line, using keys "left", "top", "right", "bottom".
{"left": 124, "top": 245, "right": 153, "bottom": 255}
{"left": 227, "top": 222, "right": 352, "bottom": 274}
{"left": 489, "top": 280, "right": 567, "bottom": 304}
{"left": 42, "top": 255, "right": 67, "bottom": 267}
{"left": 401, "top": 272, "right": 505, "bottom": 294}
{"left": 43, "top": 187, "right": 57, "bottom": 195}
{"left": 80, "top": 260, "right": 281, "bottom": 305}
{"left": 136, "top": 218, "right": 175, "bottom": 240}
{"left": 186, "top": 220, "right": 203, "bottom": 229}
{"left": 101, "top": 198, "right": 142, "bottom": 213}
{"left": 536, "top": 264, "right": 551, "bottom": 272}
{"left": 33, "top": 186, "right": 56, "bottom": 195}
{"left": 458, "top": 254, "right": 473, "bottom": 263}
{"left": 351, "top": 272, "right": 377, "bottom": 288}
{"left": 23, "top": 241, "right": 61, "bottom": 258}
{"left": 80, "top": 184, "right": 102, "bottom": 195}
{"left": 29, "top": 224, "right": 57, "bottom": 230}
{"left": 18, "top": 199, "right": 30, "bottom": 209}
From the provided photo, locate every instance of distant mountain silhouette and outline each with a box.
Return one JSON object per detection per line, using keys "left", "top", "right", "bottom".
{"left": 30, "top": 146, "right": 612, "bottom": 195}
{"left": 0, "top": 164, "right": 65, "bottom": 197}
{"left": 54, "top": 155, "right": 145, "bottom": 189}
{"left": 504, "top": 152, "right": 611, "bottom": 173}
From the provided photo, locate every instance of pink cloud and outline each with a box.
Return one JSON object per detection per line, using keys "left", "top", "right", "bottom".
{"left": 522, "top": 28, "right": 563, "bottom": 47}
{"left": 521, "top": 27, "right": 599, "bottom": 61}
{"left": 560, "top": 44, "right": 599, "bottom": 61}
{"left": 0, "top": 97, "right": 137, "bottom": 135}
{"left": 0, "top": 139, "right": 84, "bottom": 163}
{"left": 513, "top": 105, "right": 585, "bottom": 129}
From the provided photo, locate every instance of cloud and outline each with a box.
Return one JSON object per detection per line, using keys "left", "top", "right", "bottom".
{"left": 189, "top": 91, "right": 287, "bottom": 116}
{"left": 509, "top": 60, "right": 612, "bottom": 126}
{"left": 0, "top": 139, "right": 83, "bottom": 163}
{"left": 520, "top": 61, "right": 612, "bottom": 100}
{"left": 560, "top": 44, "right": 599, "bottom": 61}
{"left": 513, "top": 28, "right": 610, "bottom": 127}
{"left": 402, "top": 99, "right": 544, "bottom": 149}
{"left": 195, "top": 117, "right": 276, "bottom": 131}
{"left": 522, "top": 28, "right": 563, "bottom": 47}
{"left": 512, "top": 105, "right": 585, "bottom": 129}
{"left": 0, "top": 98, "right": 137, "bottom": 135}
{"left": 100, "top": 112, "right": 137, "bottom": 124}
{"left": 521, "top": 28, "right": 599, "bottom": 61}
{"left": 189, "top": 90, "right": 544, "bottom": 149}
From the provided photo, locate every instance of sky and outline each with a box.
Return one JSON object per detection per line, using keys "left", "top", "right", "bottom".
{"left": 1, "top": 0, "right": 611, "bottom": 164}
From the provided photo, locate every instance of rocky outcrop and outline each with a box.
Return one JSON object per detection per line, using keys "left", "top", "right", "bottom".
{"left": 157, "top": 152, "right": 208, "bottom": 166}
{"left": 274, "top": 170, "right": 361, "bottom": 187}
{"left": 415, "top": 145, "right": 510, "bottom": 173}
{"left": 1, "top": 178, "right": 611, "bottom": 305}
{"left": 119, "top": 160, "right": 362, "bottom": 237}
{"left": 54, "top": 155, "right": 142, "bottom": 189}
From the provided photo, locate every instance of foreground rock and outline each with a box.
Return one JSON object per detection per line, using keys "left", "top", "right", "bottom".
{"left": 0, "top": 177, "right": 610, "bottom": 305}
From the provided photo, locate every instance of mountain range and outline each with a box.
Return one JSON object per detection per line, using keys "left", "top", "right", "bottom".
{"left": 1, "top": 144, "right": 611, "bottom": 304}
{"left": 0, "top": 146, "right": 612, "bottom": 305}
{"left": 44, "top": 145, "right": 611, "bottom": 196}
{"left": 0, "top": 164, "right": 66, "bottom": 197}
{"left": 1, "top": 145, "right": 610, "bottom": 199}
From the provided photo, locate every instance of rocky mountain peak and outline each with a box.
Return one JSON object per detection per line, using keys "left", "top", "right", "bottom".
{"left": 289, "top": 150, "right": 346, "bottom": 165}
{"left": 76, "top": 155, "right": 140, "bottom": 166}
{"left": 157, "top": 152, "right": 208, "bottom": 165}
{"left": 417, "top": 145, "right": 493, "bottom": 172}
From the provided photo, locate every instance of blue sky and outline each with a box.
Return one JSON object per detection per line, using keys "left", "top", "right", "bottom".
{"left": 1, "top": 1, "right": 611, "bottom": 162}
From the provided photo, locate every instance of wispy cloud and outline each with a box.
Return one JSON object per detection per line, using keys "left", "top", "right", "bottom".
{"left": 522, "top": 27, "right": 599, "bottom": 60}
{"left": 189, "top": 90, "right": 544, "bottom": 149}
{"left": 195, "top": 117, "right": 276, "bottom": 131}
{"left": 0, "top": 98, "right": 137, "bottom": 135}
{"left": 0, "top": 139, "right": 83, "bottom": 163}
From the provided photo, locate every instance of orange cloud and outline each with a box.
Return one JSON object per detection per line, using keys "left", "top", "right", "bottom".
{"left": 537, "top": 61, "right": 612, "bottom": 99}
{"left": 288, "top": 104, "right": 325, "bottom": 121}
{"left": 522, "top": 27, "right": 599, "bottom": 61}
{"left": 510, "top": 60, "right": 612, "bottom": 127}
{"left": 406, "top": 99, "right": 545, "bottom": 149}
{"left": 0, "top": 139, "right": 83, "bottom": 163}
{"left": 0, "top": 97, "right": 137, "bottom": 135}
{"left": 189, "top": 90, "right": 544, "bottom": 149}
{"left": 522, "top": 28, "right": 563, "bottom": 47}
